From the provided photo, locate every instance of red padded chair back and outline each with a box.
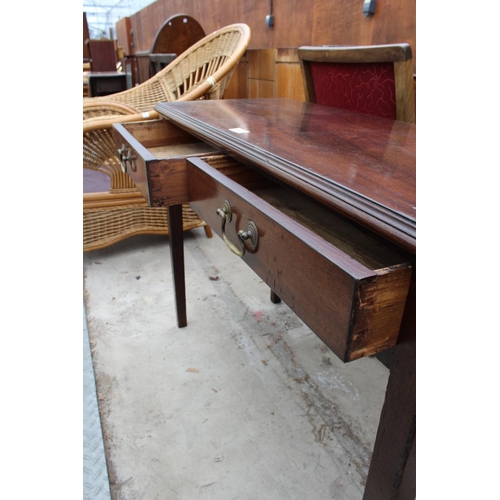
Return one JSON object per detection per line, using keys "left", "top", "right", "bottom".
{"left": 310, "top": 61, "right": 397, "bottom": 120}
{"left": 299, "top": 44, "right": 415, "bottom": 123}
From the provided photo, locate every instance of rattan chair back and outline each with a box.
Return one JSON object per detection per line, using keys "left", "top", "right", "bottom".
{"left": 83, "top": 24, "right": 251, "bottom": 252}
{"left": 85, "top": 23, "right": 250, "bottom": 113}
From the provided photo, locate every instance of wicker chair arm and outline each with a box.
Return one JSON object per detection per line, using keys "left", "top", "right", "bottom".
{"left": 83, "top": 110, "right": 160, "bottom": 134}
{"left": 83, "top": 101, "right": 140, "bottom": 120}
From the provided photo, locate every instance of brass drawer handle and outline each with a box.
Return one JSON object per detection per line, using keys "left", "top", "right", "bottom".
{"left": 117, "top": 144, "right": 136, "bottom": 173}
{"left": 216, "top": 200, "right": 259, "bottom": 257}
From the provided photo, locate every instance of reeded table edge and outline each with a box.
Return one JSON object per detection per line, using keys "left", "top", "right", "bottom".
{"left": 155, "top": 102, "right": 416, "bottom": 253}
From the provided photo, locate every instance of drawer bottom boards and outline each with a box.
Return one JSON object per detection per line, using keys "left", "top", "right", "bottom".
{"left": 186, "top": 156, "right": 412, "bottom": 363}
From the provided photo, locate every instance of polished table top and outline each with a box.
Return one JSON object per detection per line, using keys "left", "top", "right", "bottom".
{"left": 155, "top": 98, "right": 416, "bottom": 253}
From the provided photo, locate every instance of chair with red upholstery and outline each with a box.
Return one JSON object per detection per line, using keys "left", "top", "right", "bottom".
{"left": 298, "top": 43, "right": 415, "bottom": 123}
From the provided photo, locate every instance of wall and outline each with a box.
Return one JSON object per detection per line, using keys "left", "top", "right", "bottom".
{"left": 116, "top": 0, "right": 415, "bottom": 99}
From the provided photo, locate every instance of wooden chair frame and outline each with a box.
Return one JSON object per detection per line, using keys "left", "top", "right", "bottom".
{"left": 298, "top": 44, "right": 415, "bottom": 123}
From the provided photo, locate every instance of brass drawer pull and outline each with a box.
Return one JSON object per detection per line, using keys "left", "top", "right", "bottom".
{"left": 216, "top": 200, "right": 259, "bottom": 257}
{"left": 117, "top": 144, "right": 136, "bottom": 173}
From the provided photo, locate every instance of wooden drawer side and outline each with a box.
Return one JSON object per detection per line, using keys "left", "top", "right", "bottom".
{"left": 147, "top": 155, "right": 243, "bottom": 207}
{"left": 118, "top": 119, "right": 197, "bottom": 149}
{"left": 348, "top": 265, "right": 413, "bottom": 361}
{"left": 112, "top": 119, "right": 221, "bottom": 207}
{"left": 112, "top": 123, "right": 155, "bottom": 205}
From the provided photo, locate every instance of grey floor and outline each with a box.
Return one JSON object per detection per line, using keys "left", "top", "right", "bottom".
{"left": 83, "top": 228, "right": 390, "bottom": 500}
{"left": 84, "top": 305, "right": 112, "bottom": 500}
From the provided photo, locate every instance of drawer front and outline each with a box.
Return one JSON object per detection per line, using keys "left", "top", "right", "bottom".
{"left": 112, "top": 129, "right": 153, "bottom": 204}
{"left": 112, "top": 120, "right": 219, "bottom": 207}
{"left": 187, "top": 157, "right": 412, "bottom": 362}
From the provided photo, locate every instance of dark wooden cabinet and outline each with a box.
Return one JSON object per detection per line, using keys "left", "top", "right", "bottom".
{"left": 87, "top": 72, "right": 127, "bottom": 97}
{"left": 86, "top": 39, "right": 117, "bottom": 72}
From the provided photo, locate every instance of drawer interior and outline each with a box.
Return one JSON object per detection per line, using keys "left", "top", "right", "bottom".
{"left": 148, "top": 142, "right": 219, "bottom": 159}
{"left": 203, "top": 156, "right": 411, "bottom": 271}
{"left": 119, "top": 119, "right": 219, "bottom": 159}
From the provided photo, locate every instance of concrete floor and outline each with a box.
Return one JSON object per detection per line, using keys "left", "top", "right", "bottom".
{"left": 83, "top": 227, "right": 390, "bottom": 500}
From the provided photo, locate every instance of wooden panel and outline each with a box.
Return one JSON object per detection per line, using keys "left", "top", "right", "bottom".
{"left": 150, "top": 15, "right": 205, "bottom": 54}
{"left": 117, "top": 1, "right": 415, "bottom": 99}
{"left": 120, "top": 0, "right": 416, "bottom": 70}
{"left": 248, "top": 49, "right": 275, "bottom": 80}
{"left": 86, "top": 40, "right": 117, "bottom": 72}
{"left": 267, "top": 0, "right": 315, "bottom": 49}
{"left": 275, "top": 49, "right": 304, "bottom": 100}
{"left": 223, "top": 59, "right": 249, "bottom": 99}
{"left": 275, "top": 48, "right": 305, "bottom": 101}
{"left": 276, "top": 63, "right": 304, "bottom": 100}
{"left": 248, "top": 48, "right": 276, "bottom": 98}
{"left": 116, "top": 17, "right": 133, "bottom": 55}
{"left": 371, "top": 0, "right": 416, "bottom": 67}
{"left": 276, "top": 47, "right": 299, "bottom": 63}
{"left": 312, "top": 0, "right": 365, "bottom": 45}
{"left": 249, "top": 79, "right": 275, "bottom": 98}
{"left": 122, "top": 57, "right": 138, "bottom": 87}
{"left": 394, "top": 59, "right": 416, "bottom": 123}
{"left": 134, "top": 52, "right": 150, "bottom": 84}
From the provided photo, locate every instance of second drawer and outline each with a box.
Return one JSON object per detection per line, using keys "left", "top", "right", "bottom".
{"left": 187, "top": 156, "right": 413, "bottom": 363}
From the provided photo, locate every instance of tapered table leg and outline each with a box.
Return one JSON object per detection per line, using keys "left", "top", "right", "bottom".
{"left": 363, "top": 273, "right": 416, "bottom": 500}
{"left": 168, "top": 204, "right": 187, "bottom": 328}
{"left": 363, "top": 340, "right": 416, "bottom": 499}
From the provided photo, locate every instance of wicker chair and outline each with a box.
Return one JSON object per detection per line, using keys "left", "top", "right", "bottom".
{"left": 83, "top": 23, "right": 251, "bottom": 252}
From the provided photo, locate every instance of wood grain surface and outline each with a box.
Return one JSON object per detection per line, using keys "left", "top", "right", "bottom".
{"left": 156, "top": 98, "right": 416, "bottom": 253}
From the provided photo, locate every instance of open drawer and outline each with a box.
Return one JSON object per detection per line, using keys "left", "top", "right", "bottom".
{"left": 112, "top": 119, "right": 219, "bottom": 207}
{"left": 187, "top": 156, "right": 413, "bottom": 362}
